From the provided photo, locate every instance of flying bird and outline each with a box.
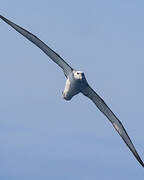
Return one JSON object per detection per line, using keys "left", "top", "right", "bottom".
{"left": 0, "top": 15, "right": 143, "bottom": 167}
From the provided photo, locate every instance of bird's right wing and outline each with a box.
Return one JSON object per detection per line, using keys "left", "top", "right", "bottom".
{"left": 0, "top": 15, "right": 73, "bottom": 77}
{"left": 82, "top": 85, "right": 144, "bottom": 167}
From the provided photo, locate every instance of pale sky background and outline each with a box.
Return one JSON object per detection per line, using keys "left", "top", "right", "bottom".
{"left": 0, "top": 0, "right": 144, "bottom": 179}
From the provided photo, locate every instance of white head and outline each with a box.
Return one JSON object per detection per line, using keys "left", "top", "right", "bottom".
{"left": 73, "top": 71, "right": 83, "bottom": 80}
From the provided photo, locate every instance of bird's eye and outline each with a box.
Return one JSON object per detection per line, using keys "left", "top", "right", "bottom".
{"left": 77, "top": 72, "right": 80, "bottom": 74}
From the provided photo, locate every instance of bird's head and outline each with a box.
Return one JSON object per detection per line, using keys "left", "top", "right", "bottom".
{"left": 73, "top": 70, "right": 84, "bottom": 80}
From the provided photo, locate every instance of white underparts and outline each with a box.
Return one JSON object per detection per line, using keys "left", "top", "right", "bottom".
{"left": 63, "top": 78, "right": 70, "bottom": 97}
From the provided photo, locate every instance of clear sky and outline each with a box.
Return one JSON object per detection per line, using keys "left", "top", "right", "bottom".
{"left": 0, "top": 0, "right": 144, "bottom": 179}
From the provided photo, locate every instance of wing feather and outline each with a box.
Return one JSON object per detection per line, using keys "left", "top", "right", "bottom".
{"left": 82, "top": 85, "right": 144, "bottom": 167}
{"left": 0, "top": 15, "right": 73, "bottom": 77}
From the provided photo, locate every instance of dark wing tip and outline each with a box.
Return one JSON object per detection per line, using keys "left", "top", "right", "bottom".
{"left": 140, "top": 161, "right": 144, "bottom": 168}
{"left": 140, "top": 159, "right": 144, "bottom": 168}
{"left": 136, "top": 153, "right": 144, "bottom": 168}
{"left": 0, "top": 15, "right": 5, "bottom": 20}
{"left": 0, "top": 15, "right": 10, "bottom": 24}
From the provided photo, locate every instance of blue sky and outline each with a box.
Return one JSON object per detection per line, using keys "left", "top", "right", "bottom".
{"left": 0, "top": 0, "right": 144, "bottom": 179}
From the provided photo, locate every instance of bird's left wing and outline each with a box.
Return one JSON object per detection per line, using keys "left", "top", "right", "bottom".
{"left": 0, "top": 15, "right": 73, "bottom": 77}
{"left": 82, "top": 85, "right": 144, "bottom": 167}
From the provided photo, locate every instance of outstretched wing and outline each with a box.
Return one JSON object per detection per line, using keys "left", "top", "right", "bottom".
{"left": 0, "top": 15, "right": 73, "bottom": 77}
{"left": 82, "top": 85, "right": 144, "bottom": 167}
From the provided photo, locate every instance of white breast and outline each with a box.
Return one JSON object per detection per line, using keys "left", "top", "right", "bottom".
{"left": 63, "top": 78, "right": 70, "bottom": 96}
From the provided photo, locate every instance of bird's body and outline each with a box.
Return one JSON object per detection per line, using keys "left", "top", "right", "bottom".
{"left": 63, "top": 71, "right": 88, "bottom": 100}
{"left": 0, "top": 15, "right": 143, "bottom": 167}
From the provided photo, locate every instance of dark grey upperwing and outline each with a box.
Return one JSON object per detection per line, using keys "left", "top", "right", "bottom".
{"left": 82, "top": 85, "right": 144, "bottom": 167}
{"left": 0, "top": 15, "right": 73, "bottom": 77}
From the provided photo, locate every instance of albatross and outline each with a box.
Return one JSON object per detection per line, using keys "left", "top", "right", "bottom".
{"left": 0, "top": 15, "right": 143, "bottom": 167}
